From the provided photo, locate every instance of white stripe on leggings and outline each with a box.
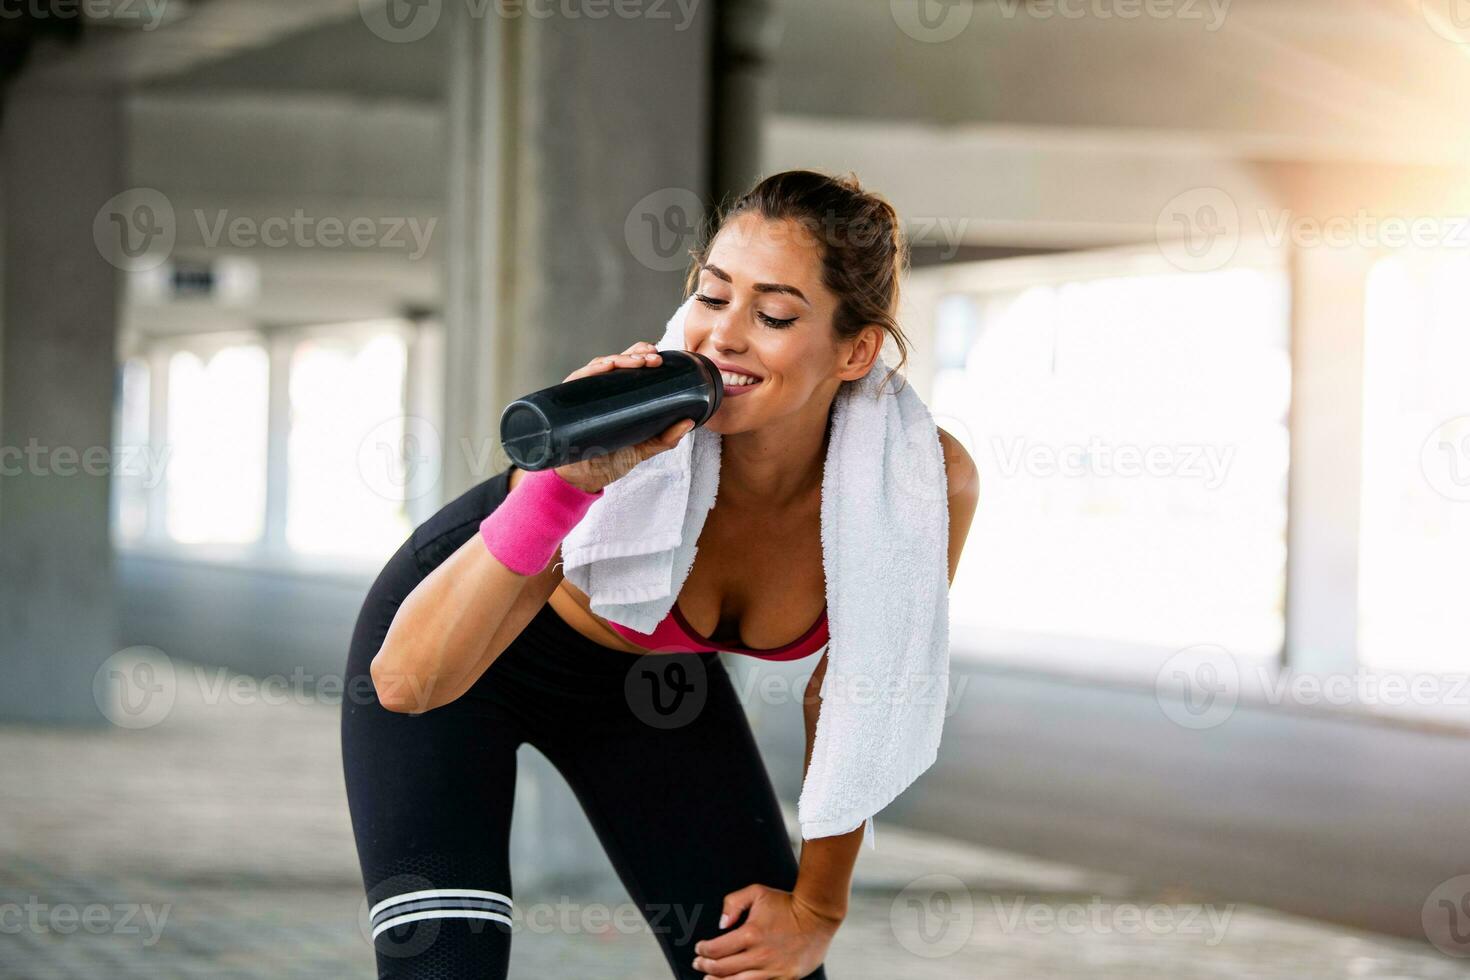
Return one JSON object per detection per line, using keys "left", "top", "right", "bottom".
{"left": 371, "top": 908, "right": 514, "bottom": 940}
{"left": 370, "top": 888, "right": 513, "bottom": 921}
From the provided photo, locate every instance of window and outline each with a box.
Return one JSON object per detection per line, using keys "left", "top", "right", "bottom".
{"left": 1359, "top": 250, "right": 1470, "bottom": 676}
{"left": 113, "top": 320, "right": 428, "bottom": 567}
{"left": 920, "top": 253, "right": 1291, "bottom": 676}
{"left": 285, "top": 330, "right": 412, "bottom": 559}
{"left": 112, "top": 357, "right": 152, "bottom": 543}
{"left": 165, "top": 343, "right": 270, "bottom": 545}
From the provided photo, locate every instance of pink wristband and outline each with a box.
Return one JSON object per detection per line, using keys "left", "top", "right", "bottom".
{"left": 480, "top": 468, "right": 603, "bottom": 576}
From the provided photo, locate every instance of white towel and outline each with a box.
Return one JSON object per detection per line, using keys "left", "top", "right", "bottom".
{"left": 561, "top": 295, "right": 952, "bottom": 840}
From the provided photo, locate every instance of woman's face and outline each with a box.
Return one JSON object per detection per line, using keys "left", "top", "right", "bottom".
{"left": 684, "top": 213, "right": 862, "bottom": 435}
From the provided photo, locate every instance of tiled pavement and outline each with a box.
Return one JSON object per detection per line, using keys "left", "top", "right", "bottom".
{"left": 2, "top": 661, "right": 1467, "bottom": 979}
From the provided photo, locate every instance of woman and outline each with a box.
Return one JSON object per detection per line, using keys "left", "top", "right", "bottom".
{"left": 342, "top": 169, "right": 979, "bottom": 979}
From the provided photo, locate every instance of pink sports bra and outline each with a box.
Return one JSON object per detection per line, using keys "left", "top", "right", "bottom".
{"left": 607, "top": 601, "right": 829, "bottom": 661}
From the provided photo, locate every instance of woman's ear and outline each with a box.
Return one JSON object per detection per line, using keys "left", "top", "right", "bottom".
{"left": 835, "top": 324, "right": 885, "bottom": 382}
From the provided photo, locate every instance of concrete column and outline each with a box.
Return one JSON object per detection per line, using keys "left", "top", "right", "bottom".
{"left": 441, "top": 4, "right": 519, "bottom": 499}
{"left": 1284, "top": 244, "right": 1375, "bottom": 676}
{"left": 710, "top": 0, "right": 782, "bottom": 209}
{"left": 439, "top": 0, "right": 713, "bottom": 887}
{"left": 0, "top": 89, "right": 124, "bottom": 724}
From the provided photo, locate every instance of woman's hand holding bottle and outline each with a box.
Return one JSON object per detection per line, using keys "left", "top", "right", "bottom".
{"left": 550, "top": 341, "right": 697, "bottom": 494}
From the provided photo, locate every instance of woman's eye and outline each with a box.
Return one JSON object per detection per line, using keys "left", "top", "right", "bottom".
{"left": 695, "top": 293, "right": 794, "bottom": 328}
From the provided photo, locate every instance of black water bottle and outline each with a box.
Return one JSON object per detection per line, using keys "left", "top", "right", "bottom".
{"left": 499, "top": 350, "right": 723, "bottom": 470}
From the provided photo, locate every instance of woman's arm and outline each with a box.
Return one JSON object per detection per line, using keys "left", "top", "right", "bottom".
{"left": 694, "top": 427, "right": 980, "bottom": 977}
{"left": 369, "top": 476, "right": 566, "bottom": 714}
{"left": 791, "top": 429, "right": 979, "bottom": 924}
{"left": 370, "top": 343, "right": 691, "bottom": 714}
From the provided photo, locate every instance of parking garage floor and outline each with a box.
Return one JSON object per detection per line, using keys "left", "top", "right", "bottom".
{"left": 2, "top": 666, "right": 1465, "bottom": 980}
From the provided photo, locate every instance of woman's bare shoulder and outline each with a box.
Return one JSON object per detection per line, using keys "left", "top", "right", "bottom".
{"left": 937, "top": 427, "right": 979, "bottom": 503}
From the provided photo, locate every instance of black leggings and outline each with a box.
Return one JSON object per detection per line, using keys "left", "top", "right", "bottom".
{"left": 341, "top": 463, "right": 825, "bottom": 979}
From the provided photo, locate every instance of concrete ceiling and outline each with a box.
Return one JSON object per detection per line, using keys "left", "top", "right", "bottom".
{"left": 773, "top": 0, "right": 1470, "bottom": 161}
{"left": 16, "top": 0, "right": 363, "bottom": 87}
{"left": 101, "top": 0, "right": 1470, "bottom": 165}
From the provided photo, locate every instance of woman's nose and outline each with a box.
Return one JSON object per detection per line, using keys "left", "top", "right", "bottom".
{"left": 706, "top": 309, "right": 747, "bottom": 353}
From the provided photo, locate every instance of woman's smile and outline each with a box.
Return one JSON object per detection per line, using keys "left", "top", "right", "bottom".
{"left": 714, "top": 359, "right": 764, "bottom": 397}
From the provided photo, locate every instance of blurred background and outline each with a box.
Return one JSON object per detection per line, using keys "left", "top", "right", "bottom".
{"left": 3, "top": 0, "right": 1470, "bottom": 977}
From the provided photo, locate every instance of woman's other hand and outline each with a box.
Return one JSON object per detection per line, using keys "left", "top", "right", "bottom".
{"left": 690, "top": 883, "right": 840, "bottom": 979}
